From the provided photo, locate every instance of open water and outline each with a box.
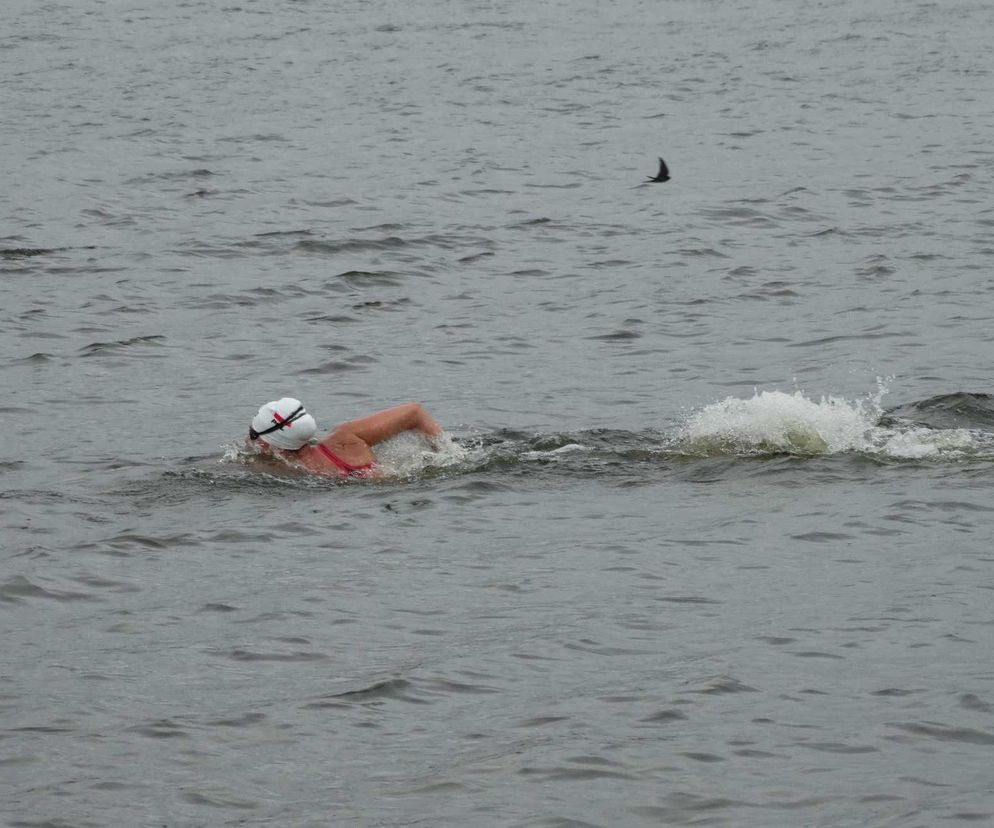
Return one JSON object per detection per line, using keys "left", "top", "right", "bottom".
{"left": 3, "top": 0, "right": 994, "bottom": 825}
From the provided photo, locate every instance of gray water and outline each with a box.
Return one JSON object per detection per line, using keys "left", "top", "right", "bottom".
{"left": 4, "top": 0, "right": 994, "bottom": 825}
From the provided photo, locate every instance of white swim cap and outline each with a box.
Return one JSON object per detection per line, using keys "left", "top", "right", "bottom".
{"left": 249, "top": 397, "right": 317, "bottom": 450}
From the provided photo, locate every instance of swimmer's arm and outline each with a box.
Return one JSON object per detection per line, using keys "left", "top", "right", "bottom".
{"left": 329, "top": 403, "right": 442, "bottom": 448}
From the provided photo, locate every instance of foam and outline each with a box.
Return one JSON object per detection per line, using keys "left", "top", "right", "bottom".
{"left": 679, "top": 385, "right": 980, "bottom": 460}
{"left": 371, "top": 431, "right": 471, "bottom": 477}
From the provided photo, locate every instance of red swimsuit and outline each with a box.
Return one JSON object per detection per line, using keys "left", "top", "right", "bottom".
{"left": 316, "top": 443, "right": 375, "bottom": 478}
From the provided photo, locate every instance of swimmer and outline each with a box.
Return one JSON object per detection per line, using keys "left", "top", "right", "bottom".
{"left": 248, "top": 397, "right": 443, "bottom": 478}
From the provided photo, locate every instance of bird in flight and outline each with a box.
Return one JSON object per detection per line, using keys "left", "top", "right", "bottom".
{"left": 646, "top": 157, "right": 670, "bottom": 183}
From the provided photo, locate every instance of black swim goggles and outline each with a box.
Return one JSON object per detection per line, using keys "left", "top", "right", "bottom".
{"left": 248, "top": 404, "right": 306, "bottom": 440}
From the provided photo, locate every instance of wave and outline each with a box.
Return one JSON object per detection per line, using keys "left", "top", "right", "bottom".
{"left": 1, "top": 247, "right": 63, "bottom": 258}
{"left": 678, "top": 385, "right": 990, "bottom": 460}
{"left": 884, "top": 392, "right": 994, "bottom": 430}
{"left": 79, "top": 334, "right": 166, "bottom": 357}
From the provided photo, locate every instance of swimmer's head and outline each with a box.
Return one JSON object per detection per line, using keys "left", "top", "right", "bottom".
{"left": 248, "top": 397, "right": 317, "bottom": 450}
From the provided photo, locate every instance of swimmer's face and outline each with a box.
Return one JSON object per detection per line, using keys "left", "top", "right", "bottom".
{"left": 248, "top": 434, "right": 273, "bottom": 455}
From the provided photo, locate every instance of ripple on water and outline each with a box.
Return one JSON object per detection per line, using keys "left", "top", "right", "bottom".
{"left": 220, "top": 648, "right": 330, "bottom": 663}
{"left": 519, "top": 759, "right": 637, "bottom": 782}
{"left": 888, "top": 722, "right": 994, "bottom": 745}
{"left": 180, "top": 790, "right": 258, "bottom": 811}
{"left": 302, "top": 677, "right": 423, "bottom": 708}
{"left": 77, "top": 334, "right": 166, "bottom": 357}
{"left": 127, "top": 718, "right": 189, "bottom": 739}
{"left": 0, "top": 575, "right": 102, "bottom": 605}
{"left": 689, "top": 675, "right": 760, "bottom": 695}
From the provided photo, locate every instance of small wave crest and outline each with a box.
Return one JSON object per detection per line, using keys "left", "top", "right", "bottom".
{"left": 678, "top": 385, "right": 984, "bottom": 460}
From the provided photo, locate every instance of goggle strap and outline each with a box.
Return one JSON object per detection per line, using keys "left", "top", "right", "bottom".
{"left": 248, "top": 405, "right": 306, "bottom": 440}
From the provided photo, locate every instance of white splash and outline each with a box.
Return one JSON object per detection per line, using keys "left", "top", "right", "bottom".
{"left": 682, "top": 388, "right": 880, "bottom": 454}
{"left": 220, "top": 441, "right": 252, "bottom": 463}
{"left": 372, "top": 431, "right": 471, "bottom": 477}
{"left": 875, "top": 427, "right": 976, "bottom": 460}
{"left": 680, "top": 384, "right": 978, "bottom": 459}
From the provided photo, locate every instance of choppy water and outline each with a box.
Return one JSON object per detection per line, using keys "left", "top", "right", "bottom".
{"left": 4, "top": 0, "right": 994, "bottom": 825}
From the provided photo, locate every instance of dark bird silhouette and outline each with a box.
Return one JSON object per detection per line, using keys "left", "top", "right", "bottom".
{"left": 647, "top": 157, "right": 670, "bottom": 183}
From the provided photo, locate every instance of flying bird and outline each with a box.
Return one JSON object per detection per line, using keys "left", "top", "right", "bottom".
{"left": 647, "top": 157, "right": 670, "bottom": 183}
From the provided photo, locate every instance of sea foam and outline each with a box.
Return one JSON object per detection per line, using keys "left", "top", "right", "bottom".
{"left": 679, "top": 385, "right": 978, "bottom": 460}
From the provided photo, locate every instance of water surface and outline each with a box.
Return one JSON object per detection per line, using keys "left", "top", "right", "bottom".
{"left": 3, "top": 0, "right": 994, "bottom": 825}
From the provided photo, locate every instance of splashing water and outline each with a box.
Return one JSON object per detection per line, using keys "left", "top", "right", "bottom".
{"left": 681, "top": 389, "right": 879, "bottom": 455}
{"left": 221, "top": 442, "right": 248, "bottom": 464}
{"left": 370, "top": 431, "right": 471, "bottom": 477}
{"left": 679, "top": 385, "right": 980, "bottom": 460}
{"left": 217, "top": 431, "right": 470, "bottom": 481}
{"left": 873, "top": 426, "right": 977, "bottom": 460}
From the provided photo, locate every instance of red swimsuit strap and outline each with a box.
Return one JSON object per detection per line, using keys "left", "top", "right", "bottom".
{"left": 316, "top": 443, "right": 374, "bottom": 475}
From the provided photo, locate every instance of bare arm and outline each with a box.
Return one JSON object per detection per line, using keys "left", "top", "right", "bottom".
{"left": 326, "top": 403, "right": 442, "bottom": 451}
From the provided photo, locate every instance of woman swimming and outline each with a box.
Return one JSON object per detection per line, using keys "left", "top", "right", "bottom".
{"left": 247, "top": 397, "right": 443, "bottom": 478}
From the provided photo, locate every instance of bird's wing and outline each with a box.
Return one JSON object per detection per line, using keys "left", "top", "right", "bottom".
{"left": 658, "top": 157, "right": 669, "bottom": 178}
